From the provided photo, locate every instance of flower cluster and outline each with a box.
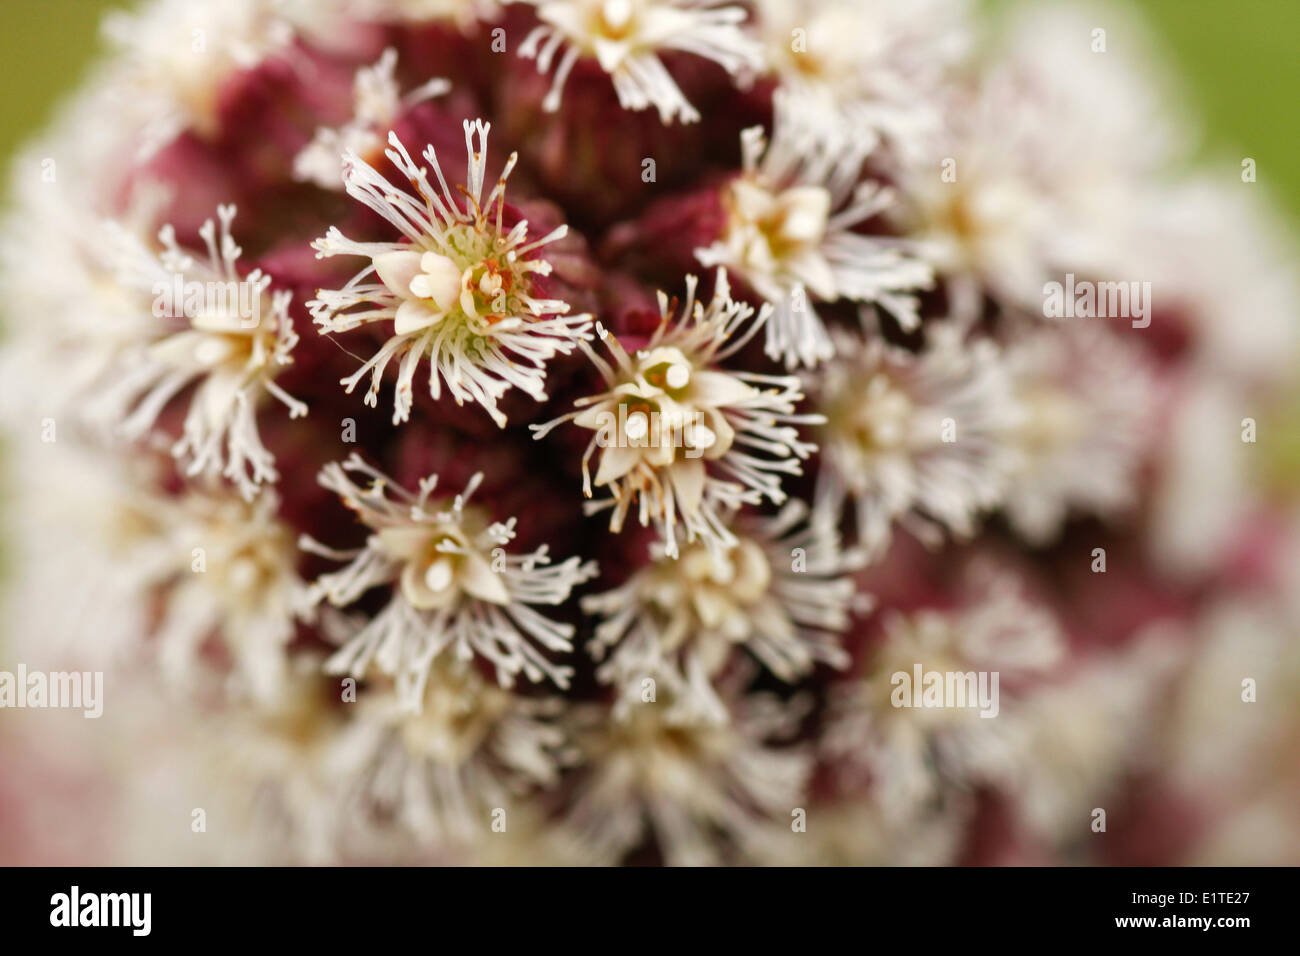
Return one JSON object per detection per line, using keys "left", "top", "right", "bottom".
{"left": 2, "top": 0, "right": 1299, "bottom": 867}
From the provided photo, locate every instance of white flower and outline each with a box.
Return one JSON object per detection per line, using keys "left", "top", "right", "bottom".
{"left": 994, "top": 2, "right": 1184, "bottom": 177}
{"left": 890, "top": 3, "right": 1179, "bottom": 324}
{"left": 1138, "top": 177, "right": 1300, "bottom": 386}
{"left": 309, "top": 125, "right": 592, "bottom": 427}
{"left": 102, "top": 204, "right": 306, "bottom": 500}
{"left": 335, "top": 663, "right": 574, "bottom": 846}
{"left": 532, "top": 269, "right": 820, "bottom": 558}
{"left": 304, "top": 454, "right": 597, "bottom": 706}
{"left": 294, "top": 49, "right": 450, "bottom": 190}
{"left": 516, "top": 0, "right": 762, "bottom": 123}
{"left": 1000, "top": 322, "right": 1157, "bottom": 545}
{"left": 584, "top": 500, "right": 868, "bottom": 721}
{"left": 0, "top": 175, "right": 170, "bottom": 431}
{"left": 152, "top": 485, "right": 306, "bottom": 701}
{"left": 1169, "top": 602, "right": 1300, "bottom": 795}
{"left": 1159, "top": 600, "right": 1300, "bottom": 863}
{"left": 823, "top": 566, "right": 1063, "bottom": 825}
{"left": 1006, "top": 629, "right": 1180, "bottom": 847}
{"left": 696, "top": 89, "right": 933, "bottom": 369}
{"left": 0, "top": 74, "right": 177, "bottom": 431}
{"left": 563, "top": 684, "right": 810, "bottom": 865}
{"left": 102, "top": 0, "right": 293, "bottom": 152}
{"left": 889, "top": 98, "right": 1055, "bottom": 324}
{"left": 750, "top": 0, "right": 972, "bottom": 158}
{"left": 812, "top": 325, "right": 1020, "bottom": 557}
{"left": 4, "top": 443, "right": 306, "bottom": 701}
{"left": 193, "top": 662, "right": 367, "bottom": 864}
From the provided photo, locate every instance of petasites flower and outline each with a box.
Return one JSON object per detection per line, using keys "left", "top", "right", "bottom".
{"left": 337, "top": 662, "right": 575, "bottom": 846}
{"left": 532, "top": 269, "right": 820, "bottom": 557}
{"left": 999, "top": 322, "right": 1157, "bottom": 544}
{"left": 293, "top": 48, "right": 451, "bottom": 190}
{"left": 562, "top": 681, "right": 811, "bottom": 865}
{"left": 823, "top": 566, "right": 1063, "bottom": 825}
{"left": 303, "top": 454, "right": 597, "bottom": 707}
{"left": 750, "top": 0, "right": 971, "bottom": 157}
{"left": 812, "top": 325, "right": 1020, "bottom": 557}
{"left": 309, "top": 124, "right": 593, "bottom": 427}
{"left": 103, "top": 204, "right": 305, "bottom": 499}
{"left": 696, "top": 90, "right": 933, "bottom": 368}
{"left": 516, "top": 0, "right": 763, "bottom": 123}
{"left": 583, "top": 500, "right": 868, "bottom": 721}
{"left": 103, "top": 0, "right": 293, "bottom": 152}
{"left": 153, "top": 486, "right": 306, "bottom": 701}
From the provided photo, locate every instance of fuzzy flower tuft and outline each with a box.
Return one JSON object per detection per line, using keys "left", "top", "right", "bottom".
{"left": 516, "top": 0, "right": 763, "bottom": 123}
{"left": 823, "top": 566, "right": 1064, "bottom": 824}
{"left": 812, "top": 325, "right": 1019, "bottom": 556}
{"left": 102, "top": 204, "right": 305, "bottom": 499}
{"left": 696, "top": 90, "right": 933, "bottom": 368}
{"left": 563, "top": 682, "right": 810, "bottom": 865}
{"left": 337, "top": 662, "right": 575, "bottom": 845}
{"left": 294, "top": 49, "right": 451, "bottom": 190}
{"left": 309, "top": 125, "right": 592, "bottom": 427}
{"left": 533, "top": 269, "right": 820, "bottom": 557}
{"left": 584, "top": 500, "right": 868, "bottom": 721}
{"left": 103, "top": 0, "right": 293, "bottom": 151}
{"left": 303, "top": 454, "right": 597, "bottom": 707}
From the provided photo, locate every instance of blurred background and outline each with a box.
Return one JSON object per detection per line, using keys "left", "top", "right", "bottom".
{"left": 3, "top": 0, "right": 1298, "bottom": 222}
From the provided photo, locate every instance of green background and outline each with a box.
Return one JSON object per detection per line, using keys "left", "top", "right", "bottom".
{"left": 1, "top": 0, "right": 1298, "bottom": 219}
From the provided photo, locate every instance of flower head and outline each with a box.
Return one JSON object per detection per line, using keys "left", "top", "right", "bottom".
{"left": 309, "top": 125, "right": 592, "bottom": 426}
{"left": 584, "top": 500, "right": 868, "bottom": 720}
{"left": 3, "top": 0, "right": 1293, "bottom": 870}
{"left": 751, "top": 0, "right": 972, "bottom": 157}
{"left": 294, "top": 48, "right": 451, "bottom": 190}
{"left": 104, "top": 204, "right": 305, "bottom": 499}
{"left": 14, "top": 454, "right": 307, "bottom": 701}
{"left": 891, "top": 4, "right": 1176, "bottom": 323}
{"left": 533, "top": 270, "right": 819, "bottom": 557}
{"left": 517, "top": 0, "right": 762, "bottom": 123}
{"left": 563, "top": 685, "right": 810, "bottom": 865}
{"left": 823, "top": 567, "right": 1063, "bottom": 824}
{"left": 1000, "top": 323, "right": 1157, "bottom": 544}
{"left": 154, "top": 486, "right": 306, "bottom": 701}
{"left": 696, "top": 90, "right": 933, "bottom": 368}
{"left": 1, "top": 171, "right": 170, "bottom": 430}
{"left": 304, "top": 454, "right": 597, "bottom": 706}
{"left": 195, "top": 663, "right": 359, "bottom": 864}
{"left": 1008, "top": 632, "right": 1180, "bottom": 845}
{"left": 812, "top": 325, "right": 1019, "bottom": 557}
{"left": 338, "top": 662, "right": 574, "bottom": 845}
{"left": 103, "top": 0, "right": 293, "bottom": 150}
